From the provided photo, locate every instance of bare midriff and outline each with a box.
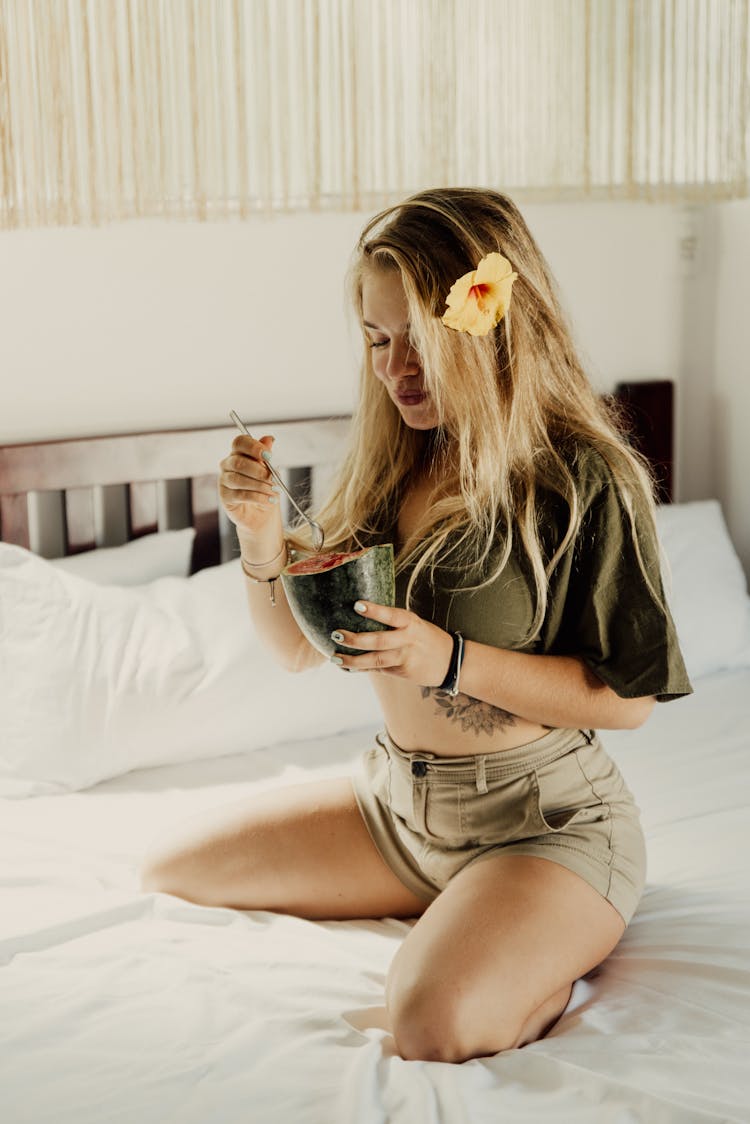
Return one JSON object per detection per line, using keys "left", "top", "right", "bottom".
{"left": 368, "top": 674, "right": 549, "bottom": 757}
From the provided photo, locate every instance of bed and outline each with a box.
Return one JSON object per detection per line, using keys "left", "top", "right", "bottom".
{"left": 1, "top": 382, "right": 749, "bottom": 1124}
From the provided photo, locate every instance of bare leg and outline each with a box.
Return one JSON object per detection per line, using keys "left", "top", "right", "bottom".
{"left": 139, "top": 776, "right": 427, "bottom": 921}
{"left": 514, "top": 983, "right": 574, "bottom": 1047}
{"left": 386, "top": 854, "right": 626, "bottom": 1061}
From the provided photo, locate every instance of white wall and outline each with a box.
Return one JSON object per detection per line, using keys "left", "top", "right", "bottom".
{"left": 0, "top": 201, "right": 686, "bottom": 442}
{"left": 0, "top": 212, "right": 368, "bottom": 439}
{"left": 1, "top": 199, "right": 748, "bottom": 575}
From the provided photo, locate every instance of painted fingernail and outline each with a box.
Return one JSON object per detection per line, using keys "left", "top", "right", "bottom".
{"left": 268, "top": 495, "right": 278, "bottom": 503}
{"left": 354, "top": 601, "right": 367, "bottom": 613}
{"left": 330, "top": 630, "right": 344, "bottom": 643}
{"left": 330, "top": 655, "right": 344, "bottom": 666}
{"left": 261, "top": 450, "right": 272, "bottom": 462}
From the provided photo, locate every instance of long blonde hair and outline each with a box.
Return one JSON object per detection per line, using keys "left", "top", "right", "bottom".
{"left": 286, "top": 187, "right": 659, "bottom": 641}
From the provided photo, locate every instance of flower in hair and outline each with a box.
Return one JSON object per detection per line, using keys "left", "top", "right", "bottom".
{"left": 441, "top": 252, "right": 518, "bottom": 337}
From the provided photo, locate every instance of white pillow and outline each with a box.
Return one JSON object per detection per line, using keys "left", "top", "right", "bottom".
{"left": 50, "top": 528, "right": 196, "bottom": 585}
{"left": 0, "top": 545, "right": 383, "bottom": 797}
{"left": 655, "top": 500, "right": 750, "bottom": 679}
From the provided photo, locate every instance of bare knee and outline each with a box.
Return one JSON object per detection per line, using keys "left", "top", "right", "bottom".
{"left": 388, "top": 980, "right": 518, "bottom": 1063}
{"left": 390, "top": 974, "right": 576, "bottom": 1062}
{"left": 389, "top": 988, "right": 472, "bottom": 1063}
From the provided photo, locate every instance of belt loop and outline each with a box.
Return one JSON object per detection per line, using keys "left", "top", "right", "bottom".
{"left": 580, "top": 729, "right": 594, "bottom": 745}
{"left": 475, "top": 754, "right": 488, "bottom": 794}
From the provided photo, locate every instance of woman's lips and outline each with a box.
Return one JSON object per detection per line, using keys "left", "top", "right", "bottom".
{"left": 396, "top": 390, "right": 427, "bottom": 405}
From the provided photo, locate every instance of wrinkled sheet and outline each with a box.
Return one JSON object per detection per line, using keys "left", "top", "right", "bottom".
{"left": 2, "top": 674, "right": 749, "bottom": 1124}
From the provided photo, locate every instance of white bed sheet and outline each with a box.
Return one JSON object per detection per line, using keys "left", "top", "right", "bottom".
{"left": 2, "top": 673, "right": 749, "bottom": 1124}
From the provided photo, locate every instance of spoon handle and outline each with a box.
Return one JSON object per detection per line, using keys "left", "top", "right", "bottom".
{"left": 229, "top": 411, "right": 324, "bottom": 548}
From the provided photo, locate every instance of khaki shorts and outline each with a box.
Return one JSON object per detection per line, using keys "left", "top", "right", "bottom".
{"left": 352, "top": 726, "right": 646, "bottom": 925}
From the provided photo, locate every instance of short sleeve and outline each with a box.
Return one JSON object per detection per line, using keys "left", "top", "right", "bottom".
{"left": 548, "top": 470, "right": 693, "bottom": 703}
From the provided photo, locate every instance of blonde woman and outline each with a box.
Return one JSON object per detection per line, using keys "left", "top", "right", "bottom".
{"left": 141, "top": 188, "right": 692, "bottom": 1063}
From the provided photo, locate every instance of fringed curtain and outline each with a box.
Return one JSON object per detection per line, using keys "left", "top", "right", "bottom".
{"left": 0, "top": 0, "right": 748, "bottom": 229}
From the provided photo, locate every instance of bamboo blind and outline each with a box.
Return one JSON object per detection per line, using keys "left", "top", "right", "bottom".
{"left": 0, "top": 0, "right": 747, "bottom": 229}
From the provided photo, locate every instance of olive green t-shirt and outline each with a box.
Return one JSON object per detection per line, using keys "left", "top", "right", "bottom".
{"left": 372, "top": 447, "right": 692, "bottom": 703}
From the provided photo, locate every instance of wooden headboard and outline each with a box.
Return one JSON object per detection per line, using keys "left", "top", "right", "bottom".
{"left": 0, "top": 416, "right": 350, "bottom": 572}
{"left": 0, "top": 379, "right": 674, "bottom": 571}
{"left": 612, "top": 379, "right": 674, "bottom": 504}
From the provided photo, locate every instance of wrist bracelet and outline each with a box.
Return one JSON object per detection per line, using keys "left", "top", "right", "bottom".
{"left": 437, "top": 630, "right": 464, "bottom": 697}
{"left": 240, "top": 543, "right": 286, "bottom": 569}
{"left": 240, "top": 542, "right": 287, "bottom": 606}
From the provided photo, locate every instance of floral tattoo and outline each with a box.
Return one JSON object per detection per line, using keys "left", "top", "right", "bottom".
{"left": 420, "top": 687, "right": 517, "bottom": 736}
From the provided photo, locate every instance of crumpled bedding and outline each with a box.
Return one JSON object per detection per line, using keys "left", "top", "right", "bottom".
{"left": 2, "top": 672, "right": 749, "bottom": 1124}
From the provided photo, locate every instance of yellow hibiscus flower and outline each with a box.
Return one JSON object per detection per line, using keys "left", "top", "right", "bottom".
{"left": 441, "top": 252, "right": 518, "bottom": 337}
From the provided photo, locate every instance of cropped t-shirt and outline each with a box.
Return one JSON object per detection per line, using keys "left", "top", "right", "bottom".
{"left": 368, "top": 446, "right": 692, "bottom": 703}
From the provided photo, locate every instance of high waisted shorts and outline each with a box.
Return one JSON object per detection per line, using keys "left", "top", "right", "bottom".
{"left": 352, "top": 726, "right": 646, "bottom": 925}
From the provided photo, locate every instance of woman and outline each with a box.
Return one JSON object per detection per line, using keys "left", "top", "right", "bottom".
{"left": 140, "top": 188, "right": 692, "bottom": 1063}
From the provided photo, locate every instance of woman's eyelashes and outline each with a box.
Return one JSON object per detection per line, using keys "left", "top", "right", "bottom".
{"left": 368, "top": 338, "right": 389, "bottom": 349}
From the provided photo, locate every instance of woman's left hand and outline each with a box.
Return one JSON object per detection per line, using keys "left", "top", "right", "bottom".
{"left": 331, "top": 601, "right": 453, "bottom": 687}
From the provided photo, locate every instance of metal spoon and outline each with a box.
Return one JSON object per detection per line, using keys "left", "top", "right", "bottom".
{"left": 229, "top": 410, "right": 325, "bottom": 553}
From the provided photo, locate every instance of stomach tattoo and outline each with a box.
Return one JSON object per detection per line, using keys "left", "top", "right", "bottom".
{"left": 420, "top": 687, "right": 517, "bottom": 736}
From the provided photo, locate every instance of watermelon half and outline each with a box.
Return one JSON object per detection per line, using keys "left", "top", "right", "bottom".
{"left": 280, "top": 544, "right": 395, "bottom": 657}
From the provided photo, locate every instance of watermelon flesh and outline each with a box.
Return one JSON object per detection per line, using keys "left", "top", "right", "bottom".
{"left": 284, "top": 548, "right": 367, "bottom": 576}
{"left": 280, "top": 543, "right": 395, "bottom": 658}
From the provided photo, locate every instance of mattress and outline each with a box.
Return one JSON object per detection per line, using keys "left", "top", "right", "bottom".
{"left": 2, "top": 668, "right": 749, "bottom": 1124}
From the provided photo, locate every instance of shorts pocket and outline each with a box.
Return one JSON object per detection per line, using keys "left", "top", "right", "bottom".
{"left": 534, "top": 747, "right": 611, "bottom": 833}
{"left": 459, "top": 772, "right": 548, "bottom": 845}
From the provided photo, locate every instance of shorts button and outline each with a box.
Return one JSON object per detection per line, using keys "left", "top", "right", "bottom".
{"left": 411, "top": 760, "right": 428, "bottom": 778}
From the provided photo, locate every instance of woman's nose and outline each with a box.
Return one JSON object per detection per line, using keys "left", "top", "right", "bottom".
{"left": 387, "top": 340, "right": 419, "bottom": 379}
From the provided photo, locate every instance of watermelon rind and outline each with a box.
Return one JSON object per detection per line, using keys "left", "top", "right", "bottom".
{"left": 280, "top": 543, "right": 395, "bottom": 658}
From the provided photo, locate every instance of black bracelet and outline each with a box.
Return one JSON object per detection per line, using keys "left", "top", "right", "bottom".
{"left": 437, "top": 631, "right": 464, "bottom": 697}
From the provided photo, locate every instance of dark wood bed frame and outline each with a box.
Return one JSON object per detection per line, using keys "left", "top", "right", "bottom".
{"left": 0, "top": 380, "right": 674, "bottom": 572}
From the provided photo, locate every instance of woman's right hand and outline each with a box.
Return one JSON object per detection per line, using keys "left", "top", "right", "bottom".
{"left": 218, "top": 433, "right": 282, "bottom": 539}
